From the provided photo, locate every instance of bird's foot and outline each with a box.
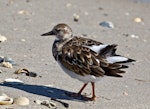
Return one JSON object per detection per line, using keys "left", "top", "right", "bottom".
{"left": 65, "top": 92, "right": 81, "bottom": 97}
{"left": 82, "top": 96, "right": 96, "bottom": 101}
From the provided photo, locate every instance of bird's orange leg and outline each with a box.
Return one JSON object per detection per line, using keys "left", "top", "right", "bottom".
{"left": 78, "top": 83, "right": 88, "bottom": 95}
{"left": 83, "top": 82, "right": 96, "bottom": 101}
{"left": 91, "top": 82, "right": 96, "bottom": 101}
{"left": 68, "top": 83, "right": 88, "bottom": 97}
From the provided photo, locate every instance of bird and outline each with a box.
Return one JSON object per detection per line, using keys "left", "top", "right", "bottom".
{"left": 41, "top": 23, "right": 135, "bottom": 101}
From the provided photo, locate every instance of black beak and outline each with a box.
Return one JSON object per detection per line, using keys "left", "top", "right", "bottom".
{"left": 41, "top": 31, "right": 55, "bottom": 36}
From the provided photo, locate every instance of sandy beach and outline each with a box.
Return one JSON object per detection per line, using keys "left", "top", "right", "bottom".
{"left": 0, "top": 0, "right": 150, "bottom": 108}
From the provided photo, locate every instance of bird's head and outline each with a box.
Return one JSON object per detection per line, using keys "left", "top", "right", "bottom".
{"left": 41, "top": 23, "right": 73, "bottom": 40}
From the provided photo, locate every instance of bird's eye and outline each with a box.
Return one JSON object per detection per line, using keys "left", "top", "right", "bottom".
{"left": 56, "top": 29, "right": 61, "bottom": 32}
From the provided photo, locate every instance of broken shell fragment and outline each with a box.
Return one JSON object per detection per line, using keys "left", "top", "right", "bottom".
{"left": 41, "top": 100, "right": 57, "bottom": 109}
{"left": 0, "top": 35, "right": 7, "bottom": 42}
{"left": 2, "top": 62, "right": 13, "bottom": 68}
{"left": 0, "top": 94, "right": 13, "bottom": 105}
{"left": 34, "top": 99, "right": 42, "bottom": 104}
{"left": 4, "top": 78, "right": 24, "bottom": 85}
{"left": 34, "top": 99, "right": 57, "bottom": 109}
{"left": 13, "top": 97, "right": 29, "bottom": 106}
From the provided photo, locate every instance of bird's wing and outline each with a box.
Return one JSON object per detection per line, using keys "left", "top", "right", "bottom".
{"left": 58, "top": 43, "right": 108, "bottom": 77}
{"left": 58, "top": 37, "right": 135, "bottom": 77}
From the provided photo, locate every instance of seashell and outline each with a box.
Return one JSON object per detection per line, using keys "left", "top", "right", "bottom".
{"left": 4, "top": 78, "right": 24, "bottom": 85}
{"left": 13, "top": 97, "right": 29, "bottom": 105}
{"left": 14, "top": 68, "right": 29, "bottom": 74}
{"left": 0, "top": 35, "right": 7, "bottom": 42}
{"left": 73, "top": 13, "right": 80, "bottom": 22}
{"left": 100, "top": 21, "right": 114, "bottom": 28}
{"left": 14, "top": 68, "right": 37, "bottom": 77}
{"left": 0, "top": 94, "right": 13, "bottom": 105}
{"left": 2, "top": 62, "right": 13, "bottom": 68}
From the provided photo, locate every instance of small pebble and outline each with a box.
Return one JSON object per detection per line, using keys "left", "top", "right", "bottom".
{"left": 143, "top": 39, "right": 147, "bottom": 42}
{"left": 98, "top": 7, "right": 104, "bottom": 10}
{"left": 3, "top": 57, "right": 16, "bottom": 66}
{"left": 26, "top": 0, "right": 30, "bottom": 2}
{"left": 99, "top": 21, "right": 114, "bottom": 28}
{"left": 130, "top": 34, "right": 139, "bottom": 39}
{"left": 7, "top": 0, "right": 14, "bottom": 5}
{"left": 134, "top": 17, "right": 142, "bottom": 23}
{"left": 122, "top": 33, "right": 129, "bottom": 37}
{"left": 21, "top": 39, "right": 26, "bottom": 42}
{"left": 125, "top": 12, "right": 129, "bottom": 16}
{"left": 13, "top": 97, "right": 29, "bottom": 106}
{"left": 73, "top": 13, "right": 80, "bottom": 22}
{"left": 2, "top": 62, "right": 13, "bottom": 68}
{"left": 26, "top": 72, "right": 37, "bottom": 77}
{"left": 123, "top": 92, "right": 128, "bottom": 96}
{"left": 18, "top": 10, "right": 29, "bottom": 15}
{"left": 84, "top": 12, "right": 89, "bottom": 15}
{"left": 0, "top": 70, "right": 2, "bottom": 73}
{"left": 0, "top": 56, "right": 3, "bottom": 63}
{"left": 66, "top": 3, "right": 72, "bottom": 7}
{"left": 0, "top": 35, "right": 7, "bottom": 42}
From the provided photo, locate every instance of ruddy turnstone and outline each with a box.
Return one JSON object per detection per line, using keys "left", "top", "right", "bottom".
{"left": 41, "top": 23, "right": 135, "bottom": 101}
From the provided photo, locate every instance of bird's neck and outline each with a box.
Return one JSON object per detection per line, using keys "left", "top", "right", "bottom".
{"left": 52, "top": 37, "right": 73, "bottom": 60}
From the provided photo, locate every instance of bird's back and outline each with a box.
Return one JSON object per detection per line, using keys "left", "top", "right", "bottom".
{"left": 56, "top": 36, "right": 135, "bottom": 78}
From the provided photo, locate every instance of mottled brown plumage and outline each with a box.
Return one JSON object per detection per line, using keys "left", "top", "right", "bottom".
{"left": 41, "top": 23, "right": 135, "bottom": 101}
